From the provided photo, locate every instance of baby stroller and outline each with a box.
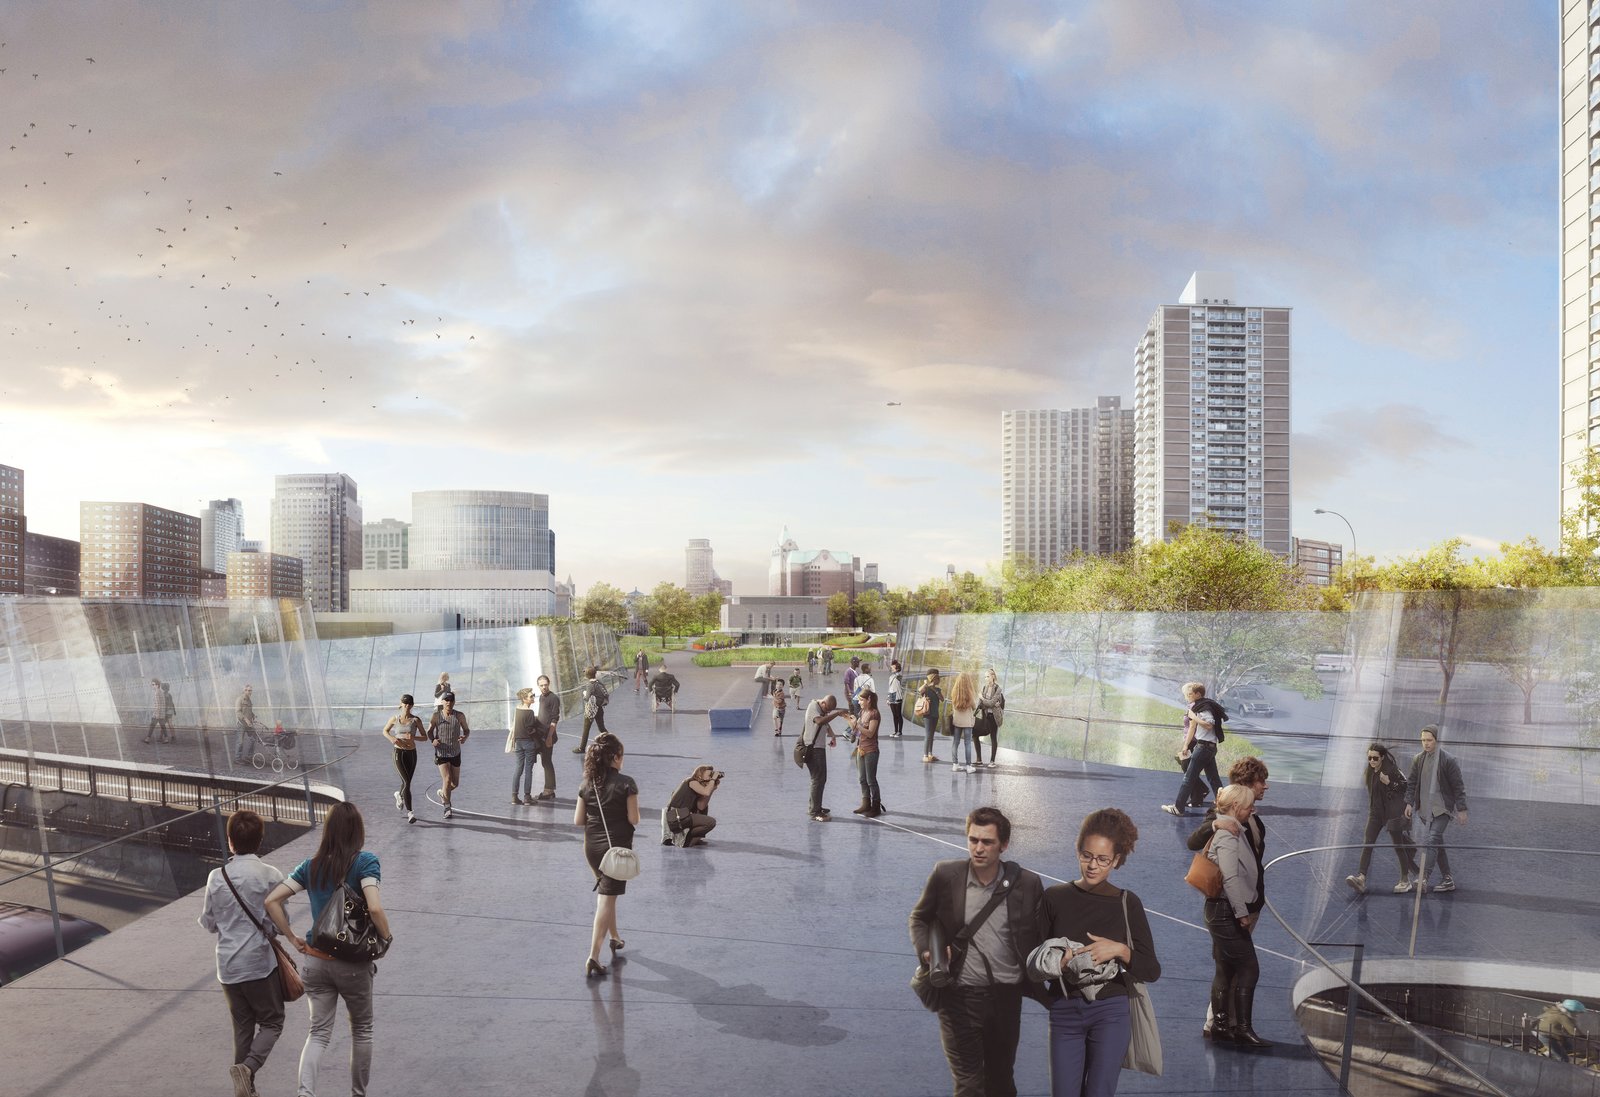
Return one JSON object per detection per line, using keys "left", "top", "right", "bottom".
{"left": 247, "top": 720, "right": 301, "bottom": 773}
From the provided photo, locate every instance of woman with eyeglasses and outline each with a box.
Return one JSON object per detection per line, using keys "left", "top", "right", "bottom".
{"left": 1027, "top": 808, "right": 1160, "bottom": 1096}
{"left": 1344, "top": 743, "right": 1416, "bottom": 895}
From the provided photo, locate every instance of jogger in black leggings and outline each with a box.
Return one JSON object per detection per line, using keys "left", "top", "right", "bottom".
{"left": 382, "top": 694, "right": 424, "bottom": 824}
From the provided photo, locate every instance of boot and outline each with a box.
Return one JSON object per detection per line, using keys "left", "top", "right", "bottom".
{"left": 851, "top": 797, "right": 872, "bottom": 815}
{"left": 1202, "top": 988, "right": 1229, "bottom": 1040}
{"left": 873, "top": 799, "right": 886, "bottom": 816}
{"left": 1229, "top": 986, "right": 1272, "bottom": 1048}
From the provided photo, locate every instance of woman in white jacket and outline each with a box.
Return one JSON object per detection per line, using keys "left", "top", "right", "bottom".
{"left": 1206, "top": 784, "right": 1271, "bottom": 1047}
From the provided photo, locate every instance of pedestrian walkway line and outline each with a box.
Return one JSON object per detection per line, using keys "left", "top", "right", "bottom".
{"left": 867, "top": 815, "right": 1308, "bottom": 969}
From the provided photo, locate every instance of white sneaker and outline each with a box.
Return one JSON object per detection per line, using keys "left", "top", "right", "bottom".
{"left": 230, "top": 1063, "right": 252, "bottom": 1097}
{"left": 1392, "top": 876, "right": 1413, "bottom": 893}
{"left": 952, "top": 763, "right": 961, "bottom": 772}
{"left": 1344, "top": 873, "right": 1366, "bottom": 895}
{"left": 407, "top": 811, "right": 416, "bottom": 824}
{"left": 965, "top": 764, "right": 977, "bottom": 773}
{"left": 394, "top": 790, "right": 403, "bottom": 812}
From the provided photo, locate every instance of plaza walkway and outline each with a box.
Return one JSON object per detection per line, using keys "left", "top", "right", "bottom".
{"left": 5, "top": 656, "right": 1594, "bottom": 1096}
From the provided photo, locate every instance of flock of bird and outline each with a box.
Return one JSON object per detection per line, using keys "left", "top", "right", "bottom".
{"left": 1, "top": 41, "right": 479, "bottom": 420}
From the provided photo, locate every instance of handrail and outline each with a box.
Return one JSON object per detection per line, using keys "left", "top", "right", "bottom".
{"left": 1260, "top": 841, "right": 1600, "bottom": 1097}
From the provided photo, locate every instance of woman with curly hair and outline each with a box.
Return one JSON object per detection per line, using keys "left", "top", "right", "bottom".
{"left": 1028, "top": 808, "right": 1160, "bottom": 1097}
{"left": 574, "top": 733, "right": 639, "bottom": 978}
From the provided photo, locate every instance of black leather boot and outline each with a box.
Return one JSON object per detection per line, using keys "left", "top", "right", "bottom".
{"left": 1203, "top": 987, "right": 1229, "bottom": 1040}
{"left": 1230, "top": 986, "right": 1273, "bottom": 1048}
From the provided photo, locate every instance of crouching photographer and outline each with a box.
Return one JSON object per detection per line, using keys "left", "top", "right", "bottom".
{"left": 662, "top": 764, "right": 722, "bottom": 848}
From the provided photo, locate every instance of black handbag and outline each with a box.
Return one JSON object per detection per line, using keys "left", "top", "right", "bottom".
{"left": 911, "top": 864, "right": 1016, "bottom": 1012}
{"left": 309, "top": 854, "right": 390, "bottom": 963}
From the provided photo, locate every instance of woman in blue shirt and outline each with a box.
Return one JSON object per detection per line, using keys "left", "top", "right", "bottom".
{"left": 265, "top": 802, "right": 391, "bottom": 1097}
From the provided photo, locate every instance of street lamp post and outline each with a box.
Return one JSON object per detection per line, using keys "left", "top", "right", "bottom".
{"left": 1313, "top": 508, "right": 1357, "bottom": 563}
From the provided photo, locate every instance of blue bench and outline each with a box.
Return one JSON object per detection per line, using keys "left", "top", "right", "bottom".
{"left": 708, "top": 678, "right": 767, "bottom": 732}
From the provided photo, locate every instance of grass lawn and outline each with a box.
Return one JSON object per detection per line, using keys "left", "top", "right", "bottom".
{"left": 620, "top": 635, "right": 692, "bottom": 666}
{"left": 691, "top": 647, "right": 815, "bottom": 667}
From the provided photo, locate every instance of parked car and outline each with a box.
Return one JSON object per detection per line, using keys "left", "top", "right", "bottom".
{"left": 0, "top": 903, "right": 109, "bottom": 986}
{"left": 1221, "top": 686, "right": 1275, "bottom": 718}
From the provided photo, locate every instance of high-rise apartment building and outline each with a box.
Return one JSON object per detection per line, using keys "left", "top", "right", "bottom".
{"left": 363, "top": 518, "right": 410, "bottom": 570}
{"left": 79, "top": 502, "right": 201, "bottom": 599}
{"left": 226, "top": 550, "right": 305, "bottom": 599}
{"left": 1562, "top": 2, "right": 1600, "bottom": 513}
{"left": 1132, "top": 273, "right": 1291, "bottom": 555}
{"left": 24, "top": 532, "right": 79, "bottom": 596}
{"left": 199, "top": 498, "right": 244, "bottom": 574}
{"left": 1001, "top": 398, "right": 1135, "bottom": 567}
{"left": 1290, "top": 536, "right": 1344, "bottom": 587}
{"left": 0, "top": 463, "right": 22, "bottom": 596}
{"left": 270, "top": 473, "right": 361, "bottom": 611}
{"left": 409, "top": 490, "right": 552, "bottom": 572}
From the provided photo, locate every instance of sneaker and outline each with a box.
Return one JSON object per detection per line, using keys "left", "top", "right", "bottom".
{"left": 394, "top": 790, "right": 404, "bottom": 812}
{"left": 952, "top": 763, "right": 962, "bottom": 772}
{"left": 811, "top": 814, "right": 829, "bottom": 822}
{"left": 570, "top": 746, "right": 584, "bottom": 754}
{"left": 533, "top": 790, "right": 555, "bottom": 801}
{"left": 407, "top": 811, "right": 416, "bottom": 824}
{"left": 1345, "top": 873, "right": 1366, "bottom": 895}
{"left": 444, "top": 805, "right": 454, "bottom": 820}
{"left": 985, "top": 761, "right": 998, "bottom": 769}
{"left": 230, "top": 1063, "right": 252, "bottom": 1097}
{"left": 1161, "top": 804, "right": 1187, "bottom": 817}
{"left": 512, "top": 795, "right": 525, "bottom": 805}
{"left": 1392, "top": 876, "right": 1413, "bottom": 893}
{"left": 964, "top": 764, "right": 977, "bottom": 774}
{"left": 1433, "top": 876, "right": 1455, "bottom": 893}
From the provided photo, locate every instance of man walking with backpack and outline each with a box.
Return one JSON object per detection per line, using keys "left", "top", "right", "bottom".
{"left": 574, "top": 666, "right": 610, "bottom": 755}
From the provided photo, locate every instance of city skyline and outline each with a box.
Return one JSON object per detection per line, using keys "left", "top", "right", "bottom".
{"left": 3, "top": 3, "right": 1558, "bottom": 595}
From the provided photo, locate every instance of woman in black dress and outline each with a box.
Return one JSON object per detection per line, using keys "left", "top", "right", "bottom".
{"left": 574, "top": 732, "right": 639, "bottom": 977}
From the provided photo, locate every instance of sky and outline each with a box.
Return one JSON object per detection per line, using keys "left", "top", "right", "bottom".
{"left": 0, "top": 1, "right": 1559, "bottom": 597}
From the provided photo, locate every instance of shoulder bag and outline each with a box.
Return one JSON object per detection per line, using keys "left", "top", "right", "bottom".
{"left": 309, "top": 855, "right": 391, "bottom": 963}
{"left": 1184, "top": 835, "right": 1224, "bottom": 898}
{"left": 910, "top": 863, "right": 1017, "bottom": 1012}
{"left": 595, "top": 781, "right": 640, "bottom": 881}
{"left": 913, "top": 691, "right": 930, "bottom": 719}
{"left": 220, "top": 862, "right": 304, "bottom": 1002}
{"left": 1119, "top": 891, "right": 1162, "bottom": 1075}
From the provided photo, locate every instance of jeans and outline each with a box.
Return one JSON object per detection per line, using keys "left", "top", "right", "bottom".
{"left": 512, "top": 741, "right": 538, "bottom": 797}
{"left": 1204, "top": 896, "right": 1259, "bottom": 998}
{"left": 1174, "top": 741, "right": 1222, "bottom": 811}
{"left": 1357, "top": 814, "right": 1416, "bottom": 877}
{"left": 805, "top": 744, "right": 828, "bottom": 816}
{"left": 1046, "top": 994, "right": 1131, "bottom": 1097}
{"left": 1416, "top": 812, "right": 1453, "bottom": 881}
{"left": 952, "top": 726, "right": 974, "bottom": 764}
{"left": 222, "top": 973, "right": 285, "bottom": 1075}
{"left": 857, "top": 750, "right": 880, "bottom": 807}
{"left": 298, "top": 953, "right": 374, "bottom": 1097}
{"left": 936, "top": 982, "right": 1024, "bottom": 1097}
{"left": 889, "top": 699, "right": 904, "bottom": 736}
{"left": 392, "top": 748, "right": 417, "bottom": 811}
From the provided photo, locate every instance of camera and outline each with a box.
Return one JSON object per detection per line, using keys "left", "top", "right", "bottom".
{"left": 714, "top": 771, "right": 725, "bottom": 781}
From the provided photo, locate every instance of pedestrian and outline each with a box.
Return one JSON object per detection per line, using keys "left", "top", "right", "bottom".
{"left": 1344, "top": 743, "right": 1417, "bottom": 895}
{"left": 663, "top": 764, "right": 720, "bottom": 847}
{"left": 887, "top": 660, "right": 905, "bottom": 738}
{"left": 1184, "top": 755, "right": 1271, "bottom": 1040}
{"left": 909, "top": 805, "right": 1046, "bottom": 1097}
{"left": 526, "top": 674, "right": 561, "bottom": 802}
{"left": 575, "top": 733, "right": 638, "bottom": 977}
{"left": 822, "top": 646, "right": 834, "bottom": 674}
{"left": 573, "top": 666, "right": 610, "bottom": 754}
{"left": 1536, "top": 999, "right": 1587, "bottom": 1061}
{"left": 788, "top": 666, "right": 803, "bottom": 704}
{"left": 264, "top": 802, "right": 391, "bottom": 1097}
{"left": 144, "top": 677, "right": 171, "bottom": 744}
{"left": 975, "top": 668, "right": 1005, "bottom": 768}
{"left": 800, "top": 694, "right": 849, "bottom": 822}
{"left": 650, "top": 664, "right": 680, "bottom": 712}
{"left": 510, "top": 687, "right": 541, "bottom": 805}
{"left": 433, "top": 672, "right": 451, "bottom": 710}
{"left": 1201, "top": 784, "right": 1272, "bottom": 1047}
{"left": 949, "top": 672, "right": 978, "bottom": 774}
{"left": 807, "top": 648, "right": 818, "bottom": 674}
{"left": 234, "top": 684, "right": 256, "bottom": 764}
{"left": 844, "top": 657, "right": 861, "bottom": 717}
{"left": 199, "top": 809, "right": 287, "bottom": 1097}
{"left": 1028, "top": 808, "right": 1160, "bottom": 1097}
{"left": 918, "top": 668, "right": 944, "bottom": 764}
{"left": 633, "top": 648, "right": 648, "bottom": 693}
{"left": 382, "top": 694, "right": 424, "bottom": 824}
{"left": 771, "top": 678, "right": 788, "bottom": 736}
{"left": 160, "top": 680, "right": 176, "bottom": 741}
{"left": 850, "top": 688, "right": 884, "bottom": 817}
{"left": 1162, "top": 682, "right": 1227, "bottom": 817}
{"left": 1403, "top": 725, "right": 1467, "bottom": 893}
{"left": 427, "top": 692, "right": 470, "bottom": 819}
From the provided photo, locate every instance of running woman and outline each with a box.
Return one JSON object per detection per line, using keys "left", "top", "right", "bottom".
{"left": 428, "top": 692, "right": 471, "bottom": 819}
{"left": 383, "top": 694, "right": 424, "bottom": 824}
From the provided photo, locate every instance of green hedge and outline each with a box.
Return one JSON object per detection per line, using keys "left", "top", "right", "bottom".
{"left": 691, "top": 647, "right": 816, "bottom": 667}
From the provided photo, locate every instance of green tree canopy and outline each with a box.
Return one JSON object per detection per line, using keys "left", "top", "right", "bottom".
{"left": 637, "top": 582, "right": 694, "bottom": 645}
{"left": 575, "top": 581, "right": 628, "bottom": 631}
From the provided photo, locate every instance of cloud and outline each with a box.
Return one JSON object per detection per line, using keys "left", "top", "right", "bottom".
{"left": 1294, "top": 403, "right": 1467, "bottom": 496}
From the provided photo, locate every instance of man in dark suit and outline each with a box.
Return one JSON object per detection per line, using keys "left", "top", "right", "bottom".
{"left": 909, "top": 806, "right": 1045, "bottom": 1097}
{"left": 1404, "top": 725, "right": 1468, "bottom": 893}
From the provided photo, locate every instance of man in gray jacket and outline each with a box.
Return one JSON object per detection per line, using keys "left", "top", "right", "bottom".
{"left": 909, "top": 806, "right": 1046, "bottom": 1097}
{"left": 1404, "top": 725, "right": 1468, "bottom": 893}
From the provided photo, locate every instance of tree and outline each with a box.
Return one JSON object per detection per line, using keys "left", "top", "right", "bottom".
{"left": 826, "top": 592, "right": 853, "bottom": 628}
{"left": 575, "top": 582, "right": 628, "bottom": 631}
{"left": 1371, "top": 539, "right": 1490, "bottom": 710}
{"left": 853, "top": 588, "right": 890, "bottom": 632}
{"left": 693, "top": 592, "right": 725, "bottom": 632}
{"left": 637, "top": 582, "right": 694, "bottom": 646}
